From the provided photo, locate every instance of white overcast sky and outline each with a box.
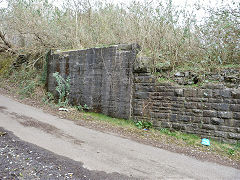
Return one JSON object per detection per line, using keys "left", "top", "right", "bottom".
{"left": 0, "top": 0, "right": 236, "bottom": 19}
{"left": 0, "top": 0, "right": 235, "bottom": 8}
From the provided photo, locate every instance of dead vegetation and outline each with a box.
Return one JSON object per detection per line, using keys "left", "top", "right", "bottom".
{"left": 0, "top": 0, "right": 239, "bottom": 74}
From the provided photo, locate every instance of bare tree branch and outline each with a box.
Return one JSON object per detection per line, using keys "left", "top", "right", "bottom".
{"left": 0, "top": 32, "right": 17, "bottom": 54}
{"left": 0, "top": 30, "right": 13, "bottom": 49}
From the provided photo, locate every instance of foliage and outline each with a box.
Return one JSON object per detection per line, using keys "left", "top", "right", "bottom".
{"left": 76, "top": 105, "right": 83, "bottom": 111}
{"left": 135, "top": 120, "right": 153, "bottom": 129}
{"left": 52, "top": 72, "right": 70, "bottom": 107}
{"left": 0, "top": 54, "right": 14, "bottom": 77}
{"left": 19, "top": 80, "right": 36, "bottom": 97}
{"left": 227, "top": 143, "right": 240, "bottom": 156}
{"left": 3, "top": 64, "right": 41, "bottom": 98}
{"left": 42, "top": 92, "right": 54, "bottom": 104}
{"left": 160, "top": 128, "right": 177, "bottom": 136}
{"left": 0, "top": 0, "right": 239, "bottom": 74}
{"left": 76, "top": 104, "right": 89, "bottom": 111}
{"left": 83, "top": 104, "right": 89, "bottom": 110}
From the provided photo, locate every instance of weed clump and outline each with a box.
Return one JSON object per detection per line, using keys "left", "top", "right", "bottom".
{"left": 52, "top": 72, "right": 70, "bottom": 107}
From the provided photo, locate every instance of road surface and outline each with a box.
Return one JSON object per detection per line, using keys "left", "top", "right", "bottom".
{"left": 0, "top": 94, "right": 240, "bottom": 179}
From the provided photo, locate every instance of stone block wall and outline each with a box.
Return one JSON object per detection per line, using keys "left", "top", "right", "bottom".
{"left": 47, "top": 44, "right": 138, "bottom": 119}
{"left": 133, "top": 72, "right": 240, "bottom": 143}
{"left": 47, "top": 44, "right": 240, "bottom": 143}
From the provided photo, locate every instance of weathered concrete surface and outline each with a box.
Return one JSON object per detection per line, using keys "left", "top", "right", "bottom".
{"left": 47, "top": 44, "right": 138, "bottom": 119}
{"left": 0, "top": 94, "right": 240, "bottom": 180}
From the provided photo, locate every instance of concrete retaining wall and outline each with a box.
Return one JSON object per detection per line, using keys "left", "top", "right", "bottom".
{"left": 47, "top": 44, "right": 138, "bottom": 119}
{"left": 47, "top": 44, "right": 240, "bottom": 143}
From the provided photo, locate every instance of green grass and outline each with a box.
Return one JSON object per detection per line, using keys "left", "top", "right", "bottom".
{"left": 80, "top": 112, "right": 136, "bottom": 127}
{"left": 66, "top": 109, "right": 240, "bottom": 161}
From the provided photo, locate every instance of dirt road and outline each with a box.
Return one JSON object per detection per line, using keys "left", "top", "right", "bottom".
{"left": 0, "top": 94, "right": 240, "bottom": 179}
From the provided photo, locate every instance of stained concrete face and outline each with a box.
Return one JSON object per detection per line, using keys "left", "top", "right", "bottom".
{"left": 47, "top": 45, "right": 138, "bottom": 119}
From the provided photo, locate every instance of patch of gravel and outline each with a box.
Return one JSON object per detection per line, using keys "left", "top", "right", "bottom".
{"left": 0, "top": 127, "right": 131, "bottom": 180}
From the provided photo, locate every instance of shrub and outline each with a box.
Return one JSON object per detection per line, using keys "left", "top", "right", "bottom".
{"left": 135, "top": 120, "right": 153, "bottom": 129}
{"left": 52, "top": 72, "right": 70, "bottom": 107}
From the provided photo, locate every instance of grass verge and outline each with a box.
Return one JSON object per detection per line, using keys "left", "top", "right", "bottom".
{"left": 59, "top": 107, "right": 240, "bottom": 162}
